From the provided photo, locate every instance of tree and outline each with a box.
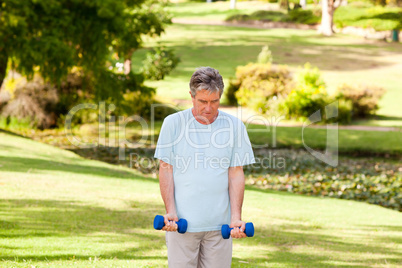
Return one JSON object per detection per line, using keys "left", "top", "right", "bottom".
{"left": 0, "top": 0, "right": 171, "bottom": 92}
{"left": 320, "top": 0, "right": 343, "bottom": 36}
{"left": 230, "top": 0, "right": 236, "bottom": 9}
{"left": 279, "top": 0, "right": 290, "bottom": 10}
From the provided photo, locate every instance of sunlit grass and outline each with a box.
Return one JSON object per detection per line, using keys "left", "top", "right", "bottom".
{"left": 131, "top": 18, "right": 402, "bottom": 125}
{"left": 0, "top": 131, "right": 401, "bottom": 267}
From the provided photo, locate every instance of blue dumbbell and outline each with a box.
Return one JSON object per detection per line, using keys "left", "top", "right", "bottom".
{"left": 221, "top": 222, "right": 254, "bottom": 239}
{"left": 153, "top": 215, "right": 188, "bottom": 234}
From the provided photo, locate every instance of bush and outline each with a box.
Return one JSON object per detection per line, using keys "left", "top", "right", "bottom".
{"left": 226, "top": 9, "right": 321, "bottom": 25}
{"left": 0, "top": 67, "right": 163, "bottom": 130}
{"left": 227, "top": 63, "right": 293, "bottom": 113}
{"left": 1, "top": 75, "right": 59, "bottom": 129}
{"left": 336, "top": 83, "right": 386, "bottom": 118}
{"left": 282, "top": 63, "right": 331, "bottom": 121}
{"left": 250, "top": 10, "right": 287, "bottom": 22}
{"left": 257, "top": 45, "right": 273, "bottom": 64}
{"left": 141, "top": 46, "right": 180, "bottom": 80}
{"left": 286, "top": 9, "right": 321, "bottom": 25}
{"left": 225, "top": 14, "right": 250, "bottom": 22}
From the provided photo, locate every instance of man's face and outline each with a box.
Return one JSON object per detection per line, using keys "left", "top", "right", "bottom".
{"left": 190, "top": 89, "right": 221, "bottom": 124}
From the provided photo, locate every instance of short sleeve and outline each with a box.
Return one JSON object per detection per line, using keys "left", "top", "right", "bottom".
{"left": 230, "top": 122, "right": 255, "bottom": 167}
{"left": 154, "top": 116, "right": 175, "bottom": 165}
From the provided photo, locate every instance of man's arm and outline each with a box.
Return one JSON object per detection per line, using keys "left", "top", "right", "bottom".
{"left": 228, "top": 165, "right": 247, "bottom": 239}
{"left": 159, "top": 160, "right": 178, "bottom": 231}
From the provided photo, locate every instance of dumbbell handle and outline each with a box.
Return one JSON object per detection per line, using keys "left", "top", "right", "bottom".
{"left": 153, "top": 215, "right": 188, "bottom": 234}
{"left": 222, "top": 222, "right": 254, "bottom": 239}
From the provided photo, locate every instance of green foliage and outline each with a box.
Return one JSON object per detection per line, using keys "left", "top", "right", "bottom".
{"left": 297, "top": 63, "right": 326, "bottom": 90}
{"left": 245, "top": 150, "right": 402, "bottom": 211}
{"left": 0, "top": 116, "right": 32, "bottom": 131}
{"left": 141, "top": 46, "right": 180, "bottom": 80}
{"left": 286, "top": 9, "right": 321, "bottom": 25}
{"left": 257, "top": 45, "right": 273, "bottom": 64}
{"left": 229, "top": 61, "right": 385, "bottom": 124}
{"left": 226, "top": 8, "right": 321, "bottom": 25}
{"left": 334, "top": 5, "right": 402, "bottom": 31}
{"left": 282, "top": 63, "right": 331, "bottom": 121}
{"left": 1, "top": 68, "right": 159, "bottom": 129}
{"left": 0, "top": 0, "right": 171, "bottom": 92}
{"left": 249, "top": 10, "right": 287, "bottom": 22}
{"left": 336, "top": 83, "right": 386, "bottom": 118}
{"left": 229, "top": 63, "right": 293, "bottom": 114}
{"left": 224, "top": 13, "right": 251, "bottom": 22}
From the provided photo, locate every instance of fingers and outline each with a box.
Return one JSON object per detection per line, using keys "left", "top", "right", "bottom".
{"left": 162, "top": 214, "right": 178, "bottom": 232}
{"left": 161, "top": 221, "right": 178, "bottom": 232}
{"left": 230, "top": 220, "right": 247, "bottom": 239}
{"left": 230, "top": 227, "right": 247, "bottom": 239}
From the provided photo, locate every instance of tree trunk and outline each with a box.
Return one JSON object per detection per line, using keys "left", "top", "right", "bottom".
{"left": 124, "top": 51, "right": 134, "bottom": 75}
{"left": 320, "top": 0, "right": 335, "bottom": 36}
{"left": 0, "top": 50, "right": 8, "bottom": 90}
{"left": 230, "top": 0, "right": 236, "bottom": 9}
{"left": 280, "top": 0, "right": 289, "bottom": 10}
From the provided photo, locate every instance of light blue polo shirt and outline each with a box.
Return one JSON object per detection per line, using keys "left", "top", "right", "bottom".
{"left": 154, "top": 108, "right": 255, "bottom": 232}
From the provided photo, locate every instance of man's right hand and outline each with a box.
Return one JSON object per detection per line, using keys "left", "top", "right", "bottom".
{"left": 162, "top": 213, "right": 179, "bottom": 232}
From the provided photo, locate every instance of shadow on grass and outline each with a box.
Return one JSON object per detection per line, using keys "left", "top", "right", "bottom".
{"left": 161, "top": 24, "right": 402, "bottom": 72}
{"left": 1, "top": 196, "right": 400, "bottom": 266}
{"left": 0, "top": 198, "right": 166, "bottom": 261}
{"left": 372, "top": 115, "right": 402, "bottom": 121}
{"left": 0, "top": 128, "right": 27, "bottom": 138}
{"left": 0, "top": 155, "right": 157, "bottom": 183}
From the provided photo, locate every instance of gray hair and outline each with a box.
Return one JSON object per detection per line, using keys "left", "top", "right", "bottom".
{"left": 189, "top": 67, "right": 224, "bottom": 97}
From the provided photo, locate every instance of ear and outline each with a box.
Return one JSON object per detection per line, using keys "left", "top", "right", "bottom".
{"left": 189, "top": 91, "right": 194, "bottom": 98}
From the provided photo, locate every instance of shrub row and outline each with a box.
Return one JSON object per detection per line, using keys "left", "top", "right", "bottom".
{"left": 334, "top": 4, "right": 402, "bottom": 31}
{"left": 226, "top": 3, "right": 402, "bottom": 31}
{"left": 226, "top": 9, "right": 321, "bottom": 25}
{"left": 226, "top": 61, "right": 386, "bottom": 123}
{"left": 244, "top": 149, "right": 402, "bottom": 211}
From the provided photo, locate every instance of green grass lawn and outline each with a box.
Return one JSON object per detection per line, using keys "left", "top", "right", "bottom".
{"left": 1, "top": 130, "right": 401, "bottom": 267}
{"left": 167, "top": 0, "right": 276, "bottom": 22}
{"left": 247, "top": 124, "right": 402, "bottom": 155}
{"left": 131, "top": 3, "right": 402, "bottom": 126}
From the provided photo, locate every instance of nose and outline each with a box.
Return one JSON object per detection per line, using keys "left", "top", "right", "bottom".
{"left": 205, "top": 104, "right": 211, "bottom": 113}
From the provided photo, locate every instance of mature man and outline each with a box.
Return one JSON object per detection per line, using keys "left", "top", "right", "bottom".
{"left": 154, "top": 67, "right": 255, "bottom": 267}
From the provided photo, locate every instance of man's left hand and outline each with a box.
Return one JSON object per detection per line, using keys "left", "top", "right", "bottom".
{"left": 230, "top": 220, "right": 247, "bottom": 239}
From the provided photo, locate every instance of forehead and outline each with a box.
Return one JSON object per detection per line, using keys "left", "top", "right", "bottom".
{"left": 194, "top": 89, "right": 220, "bottom": 99}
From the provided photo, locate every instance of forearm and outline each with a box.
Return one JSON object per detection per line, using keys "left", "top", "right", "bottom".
{"left": 159, "top": 160, "right": 176, "bottom": 215}
{"left": 228, "top": 166, "right": 245, "bottom": 221}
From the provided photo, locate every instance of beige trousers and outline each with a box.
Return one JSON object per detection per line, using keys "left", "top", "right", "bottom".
{"left": 166, "top": 230, "right": 232, "bottom": 268}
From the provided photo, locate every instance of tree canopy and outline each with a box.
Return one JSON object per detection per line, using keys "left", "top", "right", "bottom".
{"left": 0, "top": 0, "right": 171, "bottom": 89}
